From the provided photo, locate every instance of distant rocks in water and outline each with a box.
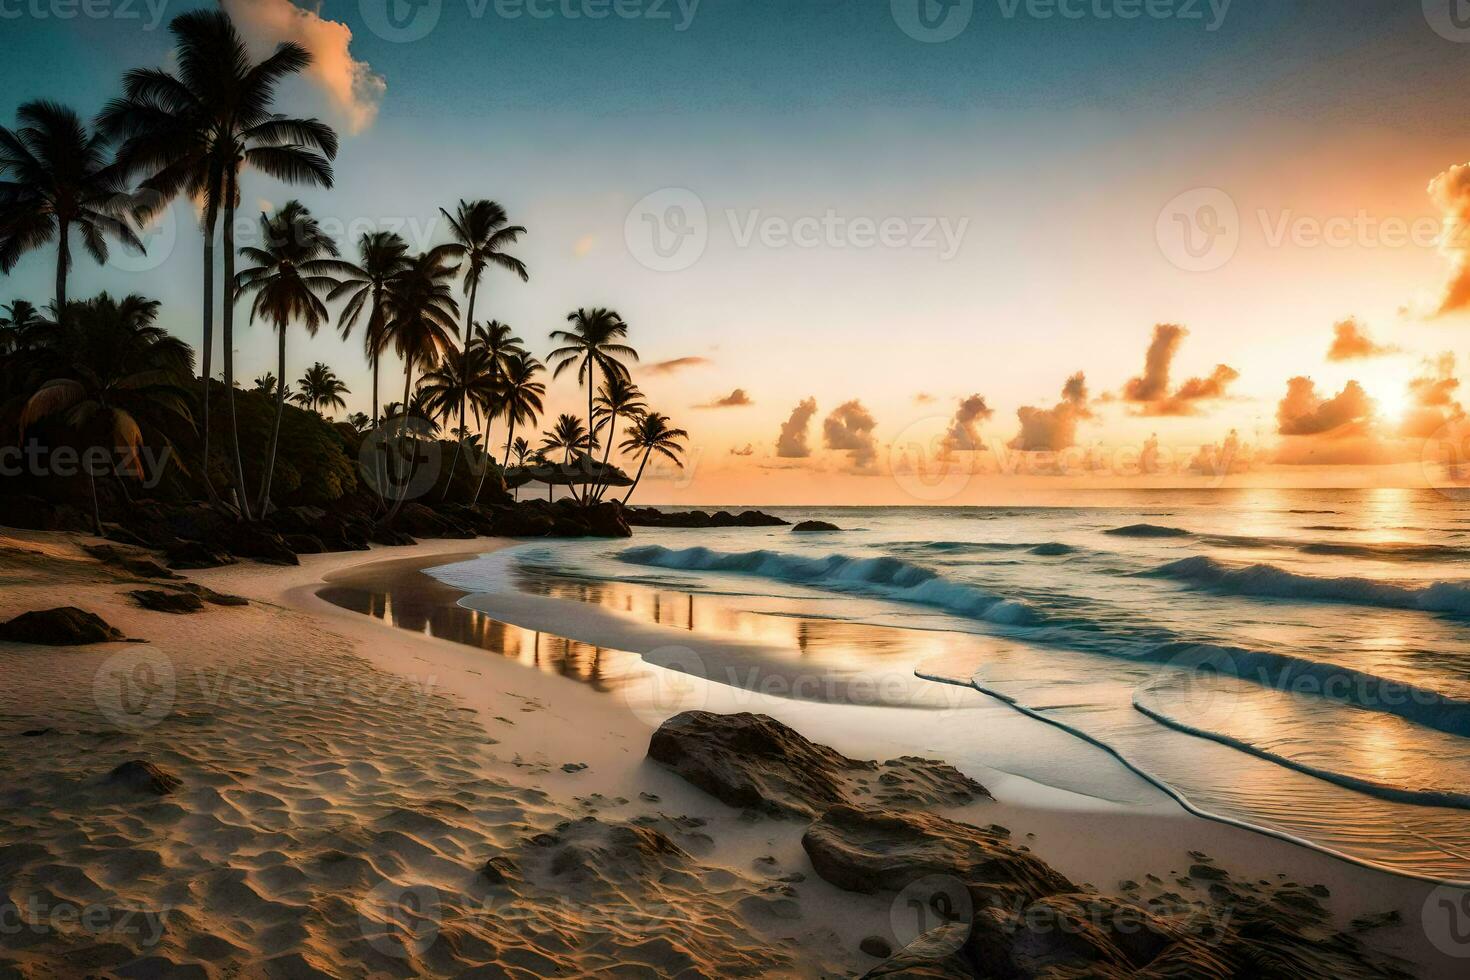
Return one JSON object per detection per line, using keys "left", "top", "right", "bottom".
{"left": 1028, "top": 542, "right": 1075, "bottom": 556}
{"left": 791, "top": 520, "right": 841, "bottom": 533}
{"left": 0, "top": 607, "right": 126, "bottom": 645}
{"left": 106, "top": 760, "right": 181, "bottom": 795}
{"left": 647, "top": 711, "right": 990, "bottom": 819}
{"left": 129, "top": 590, "right": 207, "bottom": 615}
{"left": 625, "top": 507, "right": 790, "bottom": 529}
{"left": 1104, "top": 523, "right": 1191, "bottom": 538}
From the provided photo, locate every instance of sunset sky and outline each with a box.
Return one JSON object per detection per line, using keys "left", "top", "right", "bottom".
{"left": 6, "top": 0, "right": 1470, "bottom": 502}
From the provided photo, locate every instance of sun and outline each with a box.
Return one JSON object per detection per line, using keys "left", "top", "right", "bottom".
{"left": 1366, "top": 378, "right": 1409, "bottom": 425}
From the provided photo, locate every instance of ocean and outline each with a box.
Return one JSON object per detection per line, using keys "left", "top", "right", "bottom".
{"left": 414, "top": 488, "right": 1470, "bottom": 884}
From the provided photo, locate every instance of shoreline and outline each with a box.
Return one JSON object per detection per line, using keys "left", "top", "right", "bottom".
{"left": 0, "top": 531, "right": 1462, "bottom": 976}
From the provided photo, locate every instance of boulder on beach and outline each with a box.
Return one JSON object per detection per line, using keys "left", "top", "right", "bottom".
{"left": 624, "top": 507, "right": 790, "bottom": 528}
{"left": 129, "top": 590, "right": 207, "bottom": 615}
{"left": 0, "top": 607, "right": 126, "bottom": 645}
{"left": 106, "top": 760, "right": 182, "bottom": 795}
{"left": 862, "top": 924, "right": 973, "bottom": 978}
{"left": 792, "top": 520, "right": 841, "bottom": 533}
{"left": 648, "top": 711, "right": 990, "bottom": 818}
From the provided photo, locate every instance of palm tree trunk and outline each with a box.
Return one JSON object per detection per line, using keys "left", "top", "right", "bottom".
{"left": 380, "top": 362, "right": 415, "bottom": 525}
{"left": 222, "top": 169, "right": 253, "bottom": 521}
{"left": 200, "top": 206, "right": 219, "bottom": 505}
{"left": 578, "top": 359, "right": 596, "bottom": 506}
{"left": 593, "top": 408, "right": 618, "bottom": 503}
{"left": 54, "top": 218, "right": 69, "bottom": 326}
{"left": 88, "top": 468, "right": 102, "bottom": 536}
{"left": 460, "top": 277, "right": 478, "bottom": 447}
{"left": 622, "top": 449, "right": 652, "bottom": 505}
{"left": 470, "top": 413, "right": 497, "bottom": 506}
{"left": 256, "top": 324, "right": 287, "bottom": 515}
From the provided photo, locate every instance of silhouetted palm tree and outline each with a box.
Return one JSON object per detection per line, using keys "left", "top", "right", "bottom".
{"left": 99, "top": 8, "right": 337, "bottom": 520}
{"left": 549, "top": 307, "right": 636, "bottom": 473}
{"left": 330, "top": 230, "right": 409, "bottom": 427}
{"left": 507, "top": 435, "right": 532, "bottom": 501}
{"left": 439, "top": 200, "right": 527, "bottom": 471}
{"left": 418, "top": 347, "right": 496, "bottom": 493}
{"left": 474, "top": 350, "right": 542, "bottom": 505}
{"left": 0, "top": 299, "right": 45, "bottom": 354}
{"left": 234, "top": 201, "right": 349, "bottom": 513}
{"left": 295, "top": 362, "right": 350, "bottom": 416}
{"left": 619, "top": 412, "right": 687, "bottom": 505}
{"left": 538, "top": 414, "right": 589, "bottom": 503}
{"left": 346, "top": 411, "right": 371, "bottom": 432}
{"left": 20, "top": 294, "right": 193, "bottom": 531}
{"left": 252, "top": 373, "right": 293, "bottom": 400}
{"left": 0, "top": 101, "right": 141, "bottom": 323}
{"left": 464, "top": 319, "right": 523, "bottom": 482}
{"left": 590, "top": 375, "right": 646, "bottom": 501}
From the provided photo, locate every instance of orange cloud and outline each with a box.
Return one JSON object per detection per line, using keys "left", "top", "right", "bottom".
{"left": 1326, "top": 318, "right": 1399, "bottom": 361}
{"left": 644, "top": 356, "right": 711, "bottom": 375}
{"left": 1122, "top": 324, "right": 1238, "bottom": 416}
{"left": 776, "top": 398, "right": 817, "bottom": 458}
{"left": 941, "top": 394, "right": 993, "bottom": 455}
{"left": 225, "top": 0, "right": 385, "bottom": 134}
{"left": 697, "top": 388, "right": 753, "bottom": 409}
{"left": 1009, "top": 372, "right": 1091, "bottom": 452}
{"left": 1402, "top": 353, "right": 1465, "bottom": 438}
{"left": 1276, "top": 377, "right": 1374, "bottom": 437}
{"left": 823, "top": 400, "right": 879, "bottom": 471}
{"left": 1429, "top": 162, "right": 1470, "bottom": 315}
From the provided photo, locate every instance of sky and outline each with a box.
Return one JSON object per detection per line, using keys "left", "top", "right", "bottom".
{"left": 5, "top": 0, "right": 1470, "bottom": 503}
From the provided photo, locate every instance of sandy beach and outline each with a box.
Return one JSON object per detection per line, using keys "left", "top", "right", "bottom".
{"left": 0, "top": 530, "right": 1464, "bottom": 977}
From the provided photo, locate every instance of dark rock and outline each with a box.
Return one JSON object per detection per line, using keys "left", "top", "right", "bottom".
{"left": 106, "top": 760, "right": 181, "bottom": 795}
{"left": 281, "top": 533, "right": 326, "bottom": 555}
{"left": 175, "top": 583, "right": 248, "bottom": 607}
{"left": 792, "top": 520, "right": 841, "bottom": 533}
{"left": 21, "top": 728, "right": 55, "bottom": 737}
{"left": 392, "top": 502, "right": 474, "bottom": 540}
{"left": 487, "top": 507, "right": 555, "bottom": 538}
{"left": 801, "top": 804, "right": 1074, "bottom": 909}
{"left": 220, "top": 523, "right": 299, "bottom": 565}
{"left": 859, "top": 936, "right": 893, "bottom": 958}
{"left": 83, "top": 544, "right": 181, "bottom": 580}
{"left": 480, "top": 855, "right": 519, "bottom": 885}
{"left": 101, "top": 523, "right": 153, "bottom": 548}
{"left": 648, "top": 711, "right": 990, "bottom": 819}
{"left": 862, "top": 924, "right": 974, "bottom": 978}
{"left": 368, "top": 525, "right": 417, "bottom": 547}
{"left": 624, "top": 507, "right": 790, "bottom": 528}
{"left": 0, "top": 608, "right": 125, "bottom": 645}
{"left": 0, "top": 495, "right": 93, "bottom": 533}
{"left": 164, "top": 540, "right": 236, "bottom": 570}
{"left": 129, "top": 590, "right": 207, "bottom": 614}
{"left": 583, "top": 502, "right": 632, "bottom": 538}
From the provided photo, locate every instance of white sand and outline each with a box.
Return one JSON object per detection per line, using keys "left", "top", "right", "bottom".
{"left": 0, "top": 532, "right": 1463, "bottom": 977}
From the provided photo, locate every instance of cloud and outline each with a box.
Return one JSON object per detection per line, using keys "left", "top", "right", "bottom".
{"left": 1428, "top": 163, "right": 1470, "bottom": 315}
{"left": 1326, "top": 318, "right": 1399, "bottom": 361}
{"left": 1189, "top": 429, "right": 1255, "bottom": 476}
{"left": 697, "top": 388, "right": 753, "bottom": 409}
{"left": 1121, "top": 324, "right": 1239, "bottom": 416}
{"left": 823, "top": 400, "right": 879, "bottom": 471}
{"left": 729, "top": 443, "right": 754, "bottom": 457}
{"left": 1276, "top": 377, "right": 1374, "bottom": 437}
{"left": 776, "top": 398, "right": 817, "bottom": 458}
{"left": 940, "top": 394, "right": 993, "bottom": 455}
{"left": 224, "top": 0, "right": 385, "bottom": 134}
{"left": 1402, "top": 353, "right": 1465, "bottom": 438}
{"left": 643, "top": 356, "right": 711, "bottom": 375}
{"left": 913, "top": 392, "right": 937, "bottom": 405}
{"left": 1009, "top": 372, "right": 1092, "bottom": 452}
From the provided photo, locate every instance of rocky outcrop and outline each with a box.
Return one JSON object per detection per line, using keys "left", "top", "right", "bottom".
{"left": 792, "top": 520, "right": 841, "bottom": 533}
{"left": 129, "top": 590, "right": 206, "bottom": 614}
{"left": 863, "top": 924, "right": 974, "bottom": 978}
{"left": 83, "top": 544, "right": 181, "bottom": 580}
{"left": 106, "top": 760, "right": 181, "bottom": 795}
{"left": 625, "top": 507, "right": 789, "bottom": 528}
{"left": 647, "top": 711, "right": 990, "bottom": 818}
{"left": 0, "top": 607, "right": 126, "bottom": 645}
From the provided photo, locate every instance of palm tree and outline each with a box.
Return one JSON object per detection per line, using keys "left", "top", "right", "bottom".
{"left": 475, "top": 350, "right": 543, "bottom": 505}
{"left": 439, "top": 200, "right": 527, "bottom": 467}
{"left": 19, "top": 294, "right": 193, "bottom": 532}
{"left": 548, "top": 307, "right": 638, "bottom": 500}
{"left": 619, "top": 412, "right": 688, "bottom": 505}
{"left": 234, "top": 201, "right": 349, "bottom": 514}
{"left": 346, "top": 411, "right": 371, "bottom": 432}
{"left": 0, "top": 101, "right": 142, "bottom": 323}
{"left": 294, "top": 362, "right": 349, "bottom": 416}
{"left": 464, "top": 319, "right": 523, "bottom": 485}
{"left": 252, "top": 373, "right": 293, "bottom": 400}
{"left": 379, "top": 248, "right": 460, "bottom": 515}
{"left": 539, "top": 413, "right": 590, "bottom": 503}
{"left": 590, "top": 374, "right": 646, "bottom": 502}
{"left": 418, "top": 345, "right": 498, "bottom": 496}
{"left": 99, "top": 8, "right": 337, "bottom": 520}
{"left": 507, "top": 435, "right": 532, "bottom": 501}
{"left": 0, "top": 299, "right": 45, "bottom": 354}
{"left": 329, "top": 230, "right": 409, "bottom": 427}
